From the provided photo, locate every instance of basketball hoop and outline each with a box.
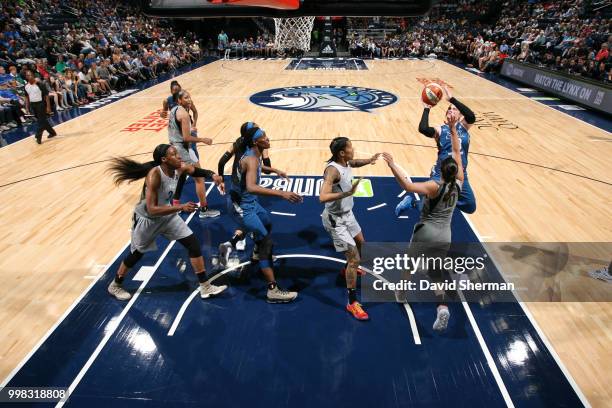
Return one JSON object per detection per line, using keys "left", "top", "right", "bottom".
{"left": 273, "top": 16, "right": 315, "bottom": 53}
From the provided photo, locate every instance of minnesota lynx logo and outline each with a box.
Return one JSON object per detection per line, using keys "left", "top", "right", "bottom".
{"left": 250, "top": 85, "right": 398, "bottom": 112}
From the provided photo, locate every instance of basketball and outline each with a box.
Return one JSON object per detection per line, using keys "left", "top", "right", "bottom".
{"left": 421, "top": 83, "right": 444, "bottom": 106}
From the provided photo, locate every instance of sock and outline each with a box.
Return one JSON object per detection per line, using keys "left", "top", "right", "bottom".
{"left": 114, "top": 274, "right": 124, "bottom": 285}
{"left": 348, "top": 288, "right": 357, "bottom": 304}
{"left": 230, "top": 232, "right": 245, "bottom": 248}
{"left": 196, "top": 270, "right": 208, "bottom": 283}
{"left": 268, "top": 281, "right": 277, "bottom": 290}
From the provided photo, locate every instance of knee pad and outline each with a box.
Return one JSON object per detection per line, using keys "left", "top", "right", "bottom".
{"left": 256, "top": 235, "right": 274, "bottom": 266}
{"left": 179, "top": 234, "right": 202, "bottom": 258}
{"left": 123, "top": 250, "right": 144, "bottom": 268}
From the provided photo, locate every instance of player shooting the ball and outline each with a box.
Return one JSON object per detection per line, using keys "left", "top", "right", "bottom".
{"left": 396, "top": 84, "right": 477, "bottom": 215}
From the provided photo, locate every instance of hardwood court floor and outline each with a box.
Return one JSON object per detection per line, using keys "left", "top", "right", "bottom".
{"left": 0, "top": 59, "right": 610, "bottom": 406}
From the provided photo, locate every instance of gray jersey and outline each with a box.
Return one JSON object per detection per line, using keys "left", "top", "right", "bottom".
{"left": 324, "top": 161, "right": 354, "bottom": 215}
{"left": 419, "top": 179, "right": 463, "bottom": 227}
{"left": 168, "top": 105, "right": 185, "bottom": 145}
{"left": 134, "top": 166, "right": 179, "bottom": 219}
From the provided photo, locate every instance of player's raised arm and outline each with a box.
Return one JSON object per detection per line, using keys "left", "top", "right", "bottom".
{"left": 443, "top": 85, "right": 475, "bottom": 130}
{"left": 418, "top": 102, "right": 441, "bottom": 139}
{"left": 348, "top": 152, "right": 380, "bottom": 168}
{"left": 446, "top": 111, "right": 464, "bottom": 182}
{"left": 382, "top": 152, "right": 439, "bottom": 197}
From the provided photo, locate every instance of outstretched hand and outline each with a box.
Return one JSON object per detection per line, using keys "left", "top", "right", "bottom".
{"left": 370, "top": 153, "right": 381, "bottom": 165}
{"left": 382, "top": 152, "right": 395, "bottom": 166}
{"left": 443, "top": 84, "right": 453, "bottom": 101}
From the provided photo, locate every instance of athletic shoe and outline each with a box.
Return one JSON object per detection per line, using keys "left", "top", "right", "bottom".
{"left": 266, "top": 286, "right": 298, "bottom": 303}
{"left": 346, "top": 301, "right": 369, "bottom": 320}
{"left": 340, "top": 267, "right": 366, "bottom": 276}
{"left": 433, "top": 306, "right": 450, "bottom": 331}
{"left": 35, "top": 135, "right": 42, "bottom": 144}
{"left": 111, "top": 90, "right": 118, "bottom": 94}
{"left": 48, "top": 132, "right": 57, "bottom": 138}
{"left": 199, "top": 208, "right": 220, "bottom": 218}
{"left": 108, "top": 281, "right": 132, "bottom": 300}
{"left": 218, "top": 241, "right": 232, "bottom": 267}
{"left": 236, "top": 238, "right": 246, "bottom": 251}
{"left": 395, "top": 195, "right": 414, "bottom": 216}
{"left": 588, "top": 267, "right": 612, "bottom": 283}
{"left": 199, "top": 282, "right": 228, "bottom": 298}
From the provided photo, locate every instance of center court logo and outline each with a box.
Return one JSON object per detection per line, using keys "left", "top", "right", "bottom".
{"left": 250, "top": 85, "right": 398, "bottom": 112}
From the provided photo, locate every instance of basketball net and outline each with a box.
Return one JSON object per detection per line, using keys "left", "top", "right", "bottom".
{"left": 273, "top": 16, "right": 315, "bottom": 54}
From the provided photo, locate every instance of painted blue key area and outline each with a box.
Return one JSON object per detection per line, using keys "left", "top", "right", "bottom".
{"left": 286, "top": 58, "right": 369, "bottom": 70}
{"left": 4, "top": 177, "right": 584, "bottom": 407}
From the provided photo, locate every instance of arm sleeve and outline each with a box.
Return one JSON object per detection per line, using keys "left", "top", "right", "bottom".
{"left": 218, "top": 151, "right": 232, "bottom": 176}
{"left": 262, "top": 157, "right": 272, "bottom": 174}
{"left": 192, "top": 167, "right": 215, "bottom": 180}
{"left": 418, "top": 108, "right": 436, "bottom": 138}
{"left": 449, "top": 97, "right": 476, "bottom": 124}
{"left": 173, "top": 172, "right": 187, "bottom": 201}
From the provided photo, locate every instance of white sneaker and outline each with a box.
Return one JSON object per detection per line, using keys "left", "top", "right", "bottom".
{"left": 266, "top": 286, "right": 298, "bottom": 303}
{"left": 236, "top": 238, "right": 246, "bottom": 251}
{"left": 218, "top": 241, "right": 232, "bottom": 267}
{"left": 111, "top": 90, "right": 118, "bottom": 94}
{"left": 433, "top": 306, "right": 450, "bottom": 331}
{"left": 199, "top": 208, "right": 220, "bottom": 218}
{"left": 108, "top": 280, "right": 131, "bottom": 300}
{"left": 199, "top": 282, "right": 228, "bottom": 298}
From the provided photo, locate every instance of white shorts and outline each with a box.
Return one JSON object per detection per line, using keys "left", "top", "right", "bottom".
{"left": 173, "top": 143, "right": 199, "bottom": 165}
{"left": 131, "top": 213, "right": 192, "bottom": 253}
{"left": 322, "top": 210, "right": 362, "bottom": 252}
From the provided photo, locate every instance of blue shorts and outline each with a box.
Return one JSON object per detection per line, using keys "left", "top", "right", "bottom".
{"left": 239, "top": 200, "right": 272, "bottom": 242}
{"left": 430, "top": 170, "right": 476, "bottom": 214}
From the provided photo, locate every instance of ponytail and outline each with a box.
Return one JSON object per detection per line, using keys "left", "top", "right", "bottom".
{"left": 108, "top": 144, "right": 171, "bottom": 185}
{"left": 441, "top": 157, "right": 458, "bottom": 201}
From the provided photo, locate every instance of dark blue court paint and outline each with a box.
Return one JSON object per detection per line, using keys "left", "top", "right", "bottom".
{"left": 4, "top": 177, "right": 585, "bottom": 408}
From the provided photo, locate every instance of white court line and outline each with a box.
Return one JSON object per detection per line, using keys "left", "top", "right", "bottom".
{"left": 271, "top": 211, "right": 296, "bottom": 217}
{"left": 460, "top": 293, "right": 515, "bottom": 408}
{"left": 55, "top": 183, "right": 215, "bottom": 407}
{"left": 168, "top": 254, "right": 422, "bottom": 344}
{"left": 402, "top": 304, "right": 421, "bottom": 345}
{"left": 461, "top": 212, "right": 592, "bottom": 408}
{"left": 398, "top": 216, "right": 409, "bottom": 219}
{"left": 0, "top": 240, "right": 131, "bottom": 388}
{"left": 367, "top": 203, "right": 387, "bottom": 211}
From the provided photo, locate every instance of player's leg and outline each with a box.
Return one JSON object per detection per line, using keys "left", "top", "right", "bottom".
{"left": 456, "top": 176, "right": 476, "bottom": 214}
{"left": 192, "top": 160, "right": 220, "bottom": 218}
{"left": 162, "top": 214, "right": 227, "bottom": 298}
{"left": 219, "top": 193, "right": 247, "bottom": 266}
{"left": 243, "top": 202, "right": 296, "bottom": 303}
{"left": 108, "top": 215, "right": 159, "bottom": 300}
{"left": 322, "top": 211, "right": 368, "bottom": 320}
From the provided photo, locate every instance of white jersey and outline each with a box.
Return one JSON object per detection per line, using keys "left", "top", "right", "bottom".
{"left": 324, "top": 161, "right": 354, "bottom": 215}
{"left": 134, "top": 166, "right": 179, "bottom": 219}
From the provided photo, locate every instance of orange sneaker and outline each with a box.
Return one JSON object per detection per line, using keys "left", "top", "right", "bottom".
{"left": 346, "top": 301, "right": 369, "bottom": 321}
{"left": 340, "top": 267, "right": 366, "bottom": 277}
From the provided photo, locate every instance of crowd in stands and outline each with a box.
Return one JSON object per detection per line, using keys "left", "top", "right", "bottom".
{"left": 347, "top": 0, "right": 611, "bottom": 83}
{"left": 0, "top": 0, "right": 203, "bottom": 134}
